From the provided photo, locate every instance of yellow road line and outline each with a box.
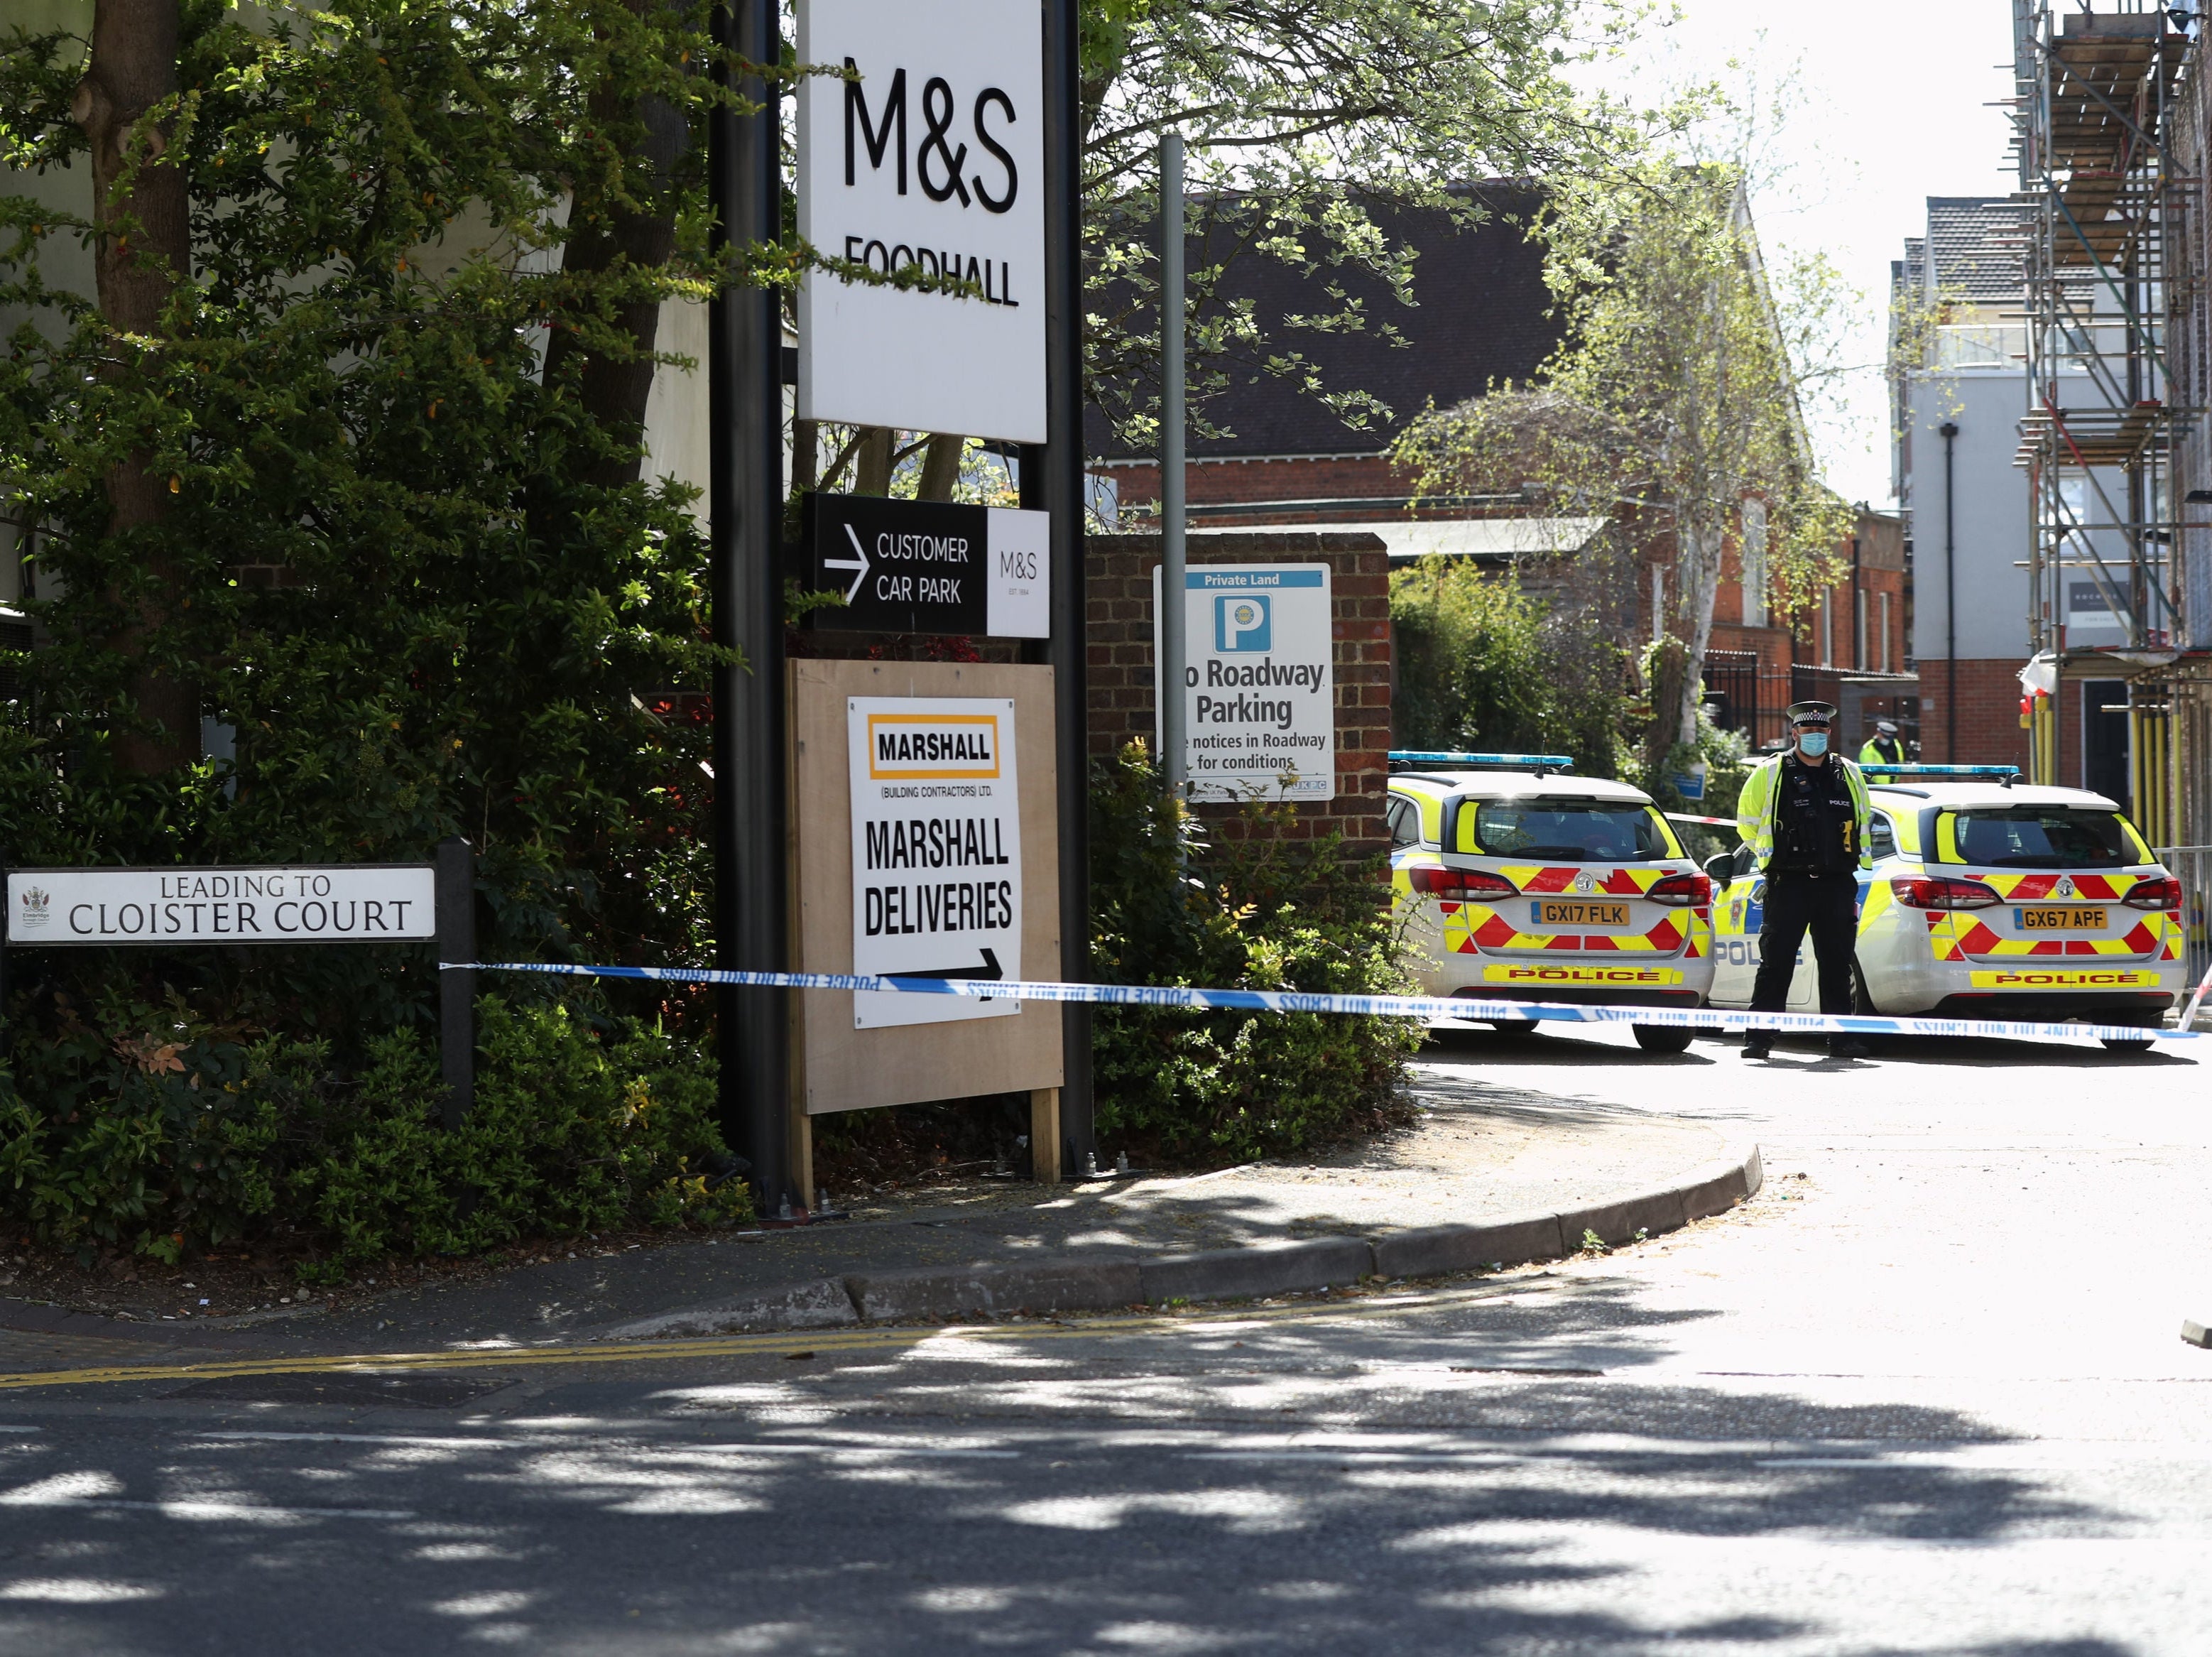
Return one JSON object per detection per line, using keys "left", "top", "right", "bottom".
{"left": 0, "top": 1281, "right": 1543, "bottom": 1394}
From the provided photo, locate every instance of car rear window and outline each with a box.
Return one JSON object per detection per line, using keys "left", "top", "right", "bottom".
{"left": 1945, "top": 809, "right": 2131, "bottom": 869}
{"left": 1470, "top": 803, "right": 1671, "bottom": 862}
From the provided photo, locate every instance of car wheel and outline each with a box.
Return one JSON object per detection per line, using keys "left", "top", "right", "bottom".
{"left": 1491, "top": 1018, "right": 1543, "bottom": 1038}
{"left": 1632, "top": 1024, "right": 1694, "bottom": 1054}
{"left": 1851, "top": 962, "right": 1879, "bottom": 1016}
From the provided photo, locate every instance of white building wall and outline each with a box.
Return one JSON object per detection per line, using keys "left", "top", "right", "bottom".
{"left": 1906, "top": 366, "right": 2031, "bottom": 664}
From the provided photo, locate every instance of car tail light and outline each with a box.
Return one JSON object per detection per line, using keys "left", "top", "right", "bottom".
{"left": 2124, "top": 876, "right": 2182, "bottom": 912}
{"left": 1889, "top": 876, "right": 2002, "bottom": 911}
{"left": 1408, "top": 866, "right": 1518, "bottom": 899}
{"left": 1646, "top": 872, "right": 1712, "bottom": 907}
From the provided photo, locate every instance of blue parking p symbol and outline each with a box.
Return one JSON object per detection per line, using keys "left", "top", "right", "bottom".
{"left": 1214, "top": 594, "right": 1272, "bottom": 652}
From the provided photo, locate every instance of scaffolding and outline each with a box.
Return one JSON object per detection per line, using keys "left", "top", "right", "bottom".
{"left": 2011, "top": 0, "right": 2199, "bottom": 844}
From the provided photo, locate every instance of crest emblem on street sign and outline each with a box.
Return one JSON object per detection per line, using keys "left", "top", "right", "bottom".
{"left": 15, "top": 884, "right": 48, "bottom": 930}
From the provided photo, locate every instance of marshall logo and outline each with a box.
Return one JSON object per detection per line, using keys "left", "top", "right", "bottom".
{"left": 2056, "top": 875, "right": 2077, "bottom": 899}
{"left": 14, "top": 884, "right": 49, "bottom": 931}
{"left": 1573, "top": 871, "right": 1597, "bottom": 894}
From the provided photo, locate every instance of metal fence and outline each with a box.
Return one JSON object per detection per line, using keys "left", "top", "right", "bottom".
{"left": 1702, "top": 650, "right": 1760, "bottom": 744}
{"left": 2156, "top": 844, "right": 2212, "bottom": 1022}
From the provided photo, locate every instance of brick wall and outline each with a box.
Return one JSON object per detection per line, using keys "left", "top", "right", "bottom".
{"left": 1916, "top": 657, "right": 2030, "bottom": 767}
{"left": 1107, "top": 453, "right": 1413, "bottom": 518}
{"left": 1086, "top": 531, "right": 1391, "bottom": 855}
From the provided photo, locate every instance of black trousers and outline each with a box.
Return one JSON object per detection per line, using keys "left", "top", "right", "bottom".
{"left": 1749, "top": 871, "right": 1858, "bottom": 1016}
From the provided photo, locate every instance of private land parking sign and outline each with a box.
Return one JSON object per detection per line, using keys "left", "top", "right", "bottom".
{"left": 1154, "top": 564, "right": 1336, "bottom": 800}
{"left": 796, "top": 0, "right": 1046, "bottom": 442}
{"left": 847, "top": 697, "right": 1022, "bottom": 1028}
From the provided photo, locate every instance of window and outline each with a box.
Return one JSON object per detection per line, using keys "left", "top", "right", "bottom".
{"left": 1740, "top": 498, "right": 1768, "bottom": 628}
{"left": 1387, "top": 796, "right": 1419, "bottom": 848}
{"left": 1471, "top": 803, "right": 1672, "bottom": 862}
{"left": 1869, "top": 813, "right": 1897, "bottom": 861}
{"left": 1945, "top": 809, "right": 2130, "bottom": 869}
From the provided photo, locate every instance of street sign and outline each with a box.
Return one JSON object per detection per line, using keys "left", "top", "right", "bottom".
{"left": 847, "top": 695, "right": 1023, "bottom": 1028}
{"left": 795, "top": 0, "right": 1046, "bottom": 441}
{"left": 6, "top": 865, "right": 436, "bottom": 945}
{"left": 805, "top": 492, "right": 1048, "bottom": 637}
{"left": 1153, "top": 563, "right": 1336, "bottom": 800}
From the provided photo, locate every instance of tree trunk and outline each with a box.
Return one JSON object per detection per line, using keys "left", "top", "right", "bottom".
{"left": 1672, "top": 518, "right": 1725, "bottom": 746}
{"left": 541, "top": 17, "right": 689, "bottom": 489}
{"left": 74, "top": 0, "right": 195, "bottom": 775}
{"left": 915, "top": 434, "right": 963, "bottom": 501}
{"left": 852, "top": 427, "right": 895, "bottom": 495}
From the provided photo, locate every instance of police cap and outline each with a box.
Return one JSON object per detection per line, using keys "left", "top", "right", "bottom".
{"left": 1875, "top": 718, "right": 1899, "bottom": 734}
{"left": 1785, "top": 700, "right": 1836, "bottom": 727}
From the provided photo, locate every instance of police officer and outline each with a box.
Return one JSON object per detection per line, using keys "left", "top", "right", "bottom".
{"left": 1734, "top": 700, "right": 1873, "bottom": 1060}
{"left": 1858, "top": 719, "right": 1903, "bottom": 766}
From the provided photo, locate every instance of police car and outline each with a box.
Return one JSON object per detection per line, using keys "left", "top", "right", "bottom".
{"left": 1707, "top": 764, "right": 2184, "bottom": 1050}
{"left": 1388, "top": 753, "right": 1716, "bottom": 1052}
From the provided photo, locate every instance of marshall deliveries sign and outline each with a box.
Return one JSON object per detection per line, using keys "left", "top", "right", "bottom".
{"left": 9, "top": 866, "right": 436, "bottom": 945}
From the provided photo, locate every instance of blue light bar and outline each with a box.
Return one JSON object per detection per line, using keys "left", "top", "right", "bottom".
{"left": 1861, "top": 764, "right": 2020, "bottom": 778}
{"left": 1389, "top": 751, "right": 1576, "bottom": 771}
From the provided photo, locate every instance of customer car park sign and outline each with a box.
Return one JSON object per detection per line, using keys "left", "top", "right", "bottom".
{"left": 795, "top": 0, "right": 1046, "bottom": 441}
{"left": 1154, "top": 563, "right": 1336, "bottom": 800}
{"left": 804, "top": 492, "right": 1049, "bottom": 638}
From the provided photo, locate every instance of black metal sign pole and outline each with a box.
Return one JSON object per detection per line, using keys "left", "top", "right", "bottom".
{"left": 1020, "top": 0, "right": 1094, "bottom": 1179}
{"left": 434, "top": 837, "right": 476, "bottom": 1129}
{"left": 711, "top": 0, "right": 792, "bottom": 1215}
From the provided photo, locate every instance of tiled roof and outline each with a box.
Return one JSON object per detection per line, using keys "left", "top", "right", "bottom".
{"left": 1897, "top": 238, "right": 1925, "bottom": 295}
{"left": 1919, "top": 197, "right": 2023, "bottom": 300}
{"left": 1088, "top": 184, "right": 1560, "bottom": 461}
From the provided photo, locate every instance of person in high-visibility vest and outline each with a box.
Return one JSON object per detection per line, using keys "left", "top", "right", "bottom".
{"left": 1858, "top": 719, "right": 1903, "bottom": 766}
{"left": 1735, "top": 700, "right": 1873, "bottom": 1060}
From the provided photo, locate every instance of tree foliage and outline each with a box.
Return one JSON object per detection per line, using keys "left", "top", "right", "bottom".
{"left": 0, "top": 0, "right": 773, "bottom": 1261}
{"left": 1393, "top": 161, "right": 1854, "bottom": 761}
{"left": 1388, "top": 554, "right": 1630, "bottom": 778}
{"left": 1078, "top": 0, "right": 1650, "bottom": 450}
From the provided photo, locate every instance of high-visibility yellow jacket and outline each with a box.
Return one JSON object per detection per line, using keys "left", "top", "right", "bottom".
{"left": 1736, "top": 752, "right": 1872, "bottom": 871}
{"left": 1858, "top": 737, "right": 1903, "bottom": 766}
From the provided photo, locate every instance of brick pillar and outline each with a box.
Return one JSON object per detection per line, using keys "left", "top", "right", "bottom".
{"left": 1085, "top": 531, "right": 1392, "bottom": 857}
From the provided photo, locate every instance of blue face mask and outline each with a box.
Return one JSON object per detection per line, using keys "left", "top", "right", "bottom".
{"left": 1798, "top": 730, "right": 1829, "bottom": 759}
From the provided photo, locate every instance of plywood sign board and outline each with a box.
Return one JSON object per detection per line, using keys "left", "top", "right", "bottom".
{"left": 789, "top": 658, "right": 1063, "bottom": 1113}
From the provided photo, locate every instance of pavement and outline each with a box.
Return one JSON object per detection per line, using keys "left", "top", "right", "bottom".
{"left": 0, "top": 1033, "right": 1755, "bottom": 1364}
{"left": 0, "top": 1020, "right": 2207, "bottom": 1653}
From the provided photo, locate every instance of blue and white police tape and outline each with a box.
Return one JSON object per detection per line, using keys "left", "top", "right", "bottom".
{"left": 445, "top": 960, "right": 2197, "bottom": 1048}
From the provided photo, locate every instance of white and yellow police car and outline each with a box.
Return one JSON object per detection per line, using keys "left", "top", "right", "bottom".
{"left": 1388, "top": 752, "right": 1716, "bottom": 1053}
{"left": 1707, "top": 764, "right": 2184, "bottom": 1050}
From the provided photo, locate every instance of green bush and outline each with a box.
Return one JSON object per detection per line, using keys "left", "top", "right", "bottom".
{"left": 0, "top": 989, "right": 747, "bottom": 1274}
{"left": 1389, "top": 555, "right": 1632, "bottom": 776}
{"left": 1088, "top": 744, "right": 1421, "bottom": 1164}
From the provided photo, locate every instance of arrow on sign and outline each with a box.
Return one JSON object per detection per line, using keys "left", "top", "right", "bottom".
{"left": 823, "top": 523, "right": 871, "bottom": 603}
{"left": 886, "top": 948, "right": 1003, "bottom": 984}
